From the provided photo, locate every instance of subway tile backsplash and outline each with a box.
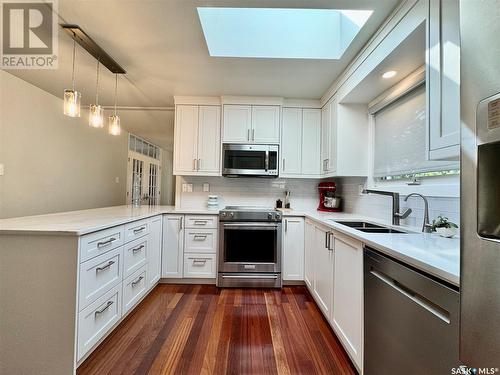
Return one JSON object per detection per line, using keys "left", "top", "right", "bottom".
{"left": 177, "top": 176, "right": 460, "bottom": 228}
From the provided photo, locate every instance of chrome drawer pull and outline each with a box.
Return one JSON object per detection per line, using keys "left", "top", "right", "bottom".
{"left": 132, "top": 245, "right": 145, "bottom": 253}
{"left": 97, "top": 237, "right": 116, "bottom": 248}
{"left": 133, "top": 226, "right": 146, "bottom": 234}
{"left": 222, "top": 275, "right": 278, "bottom": 279}
{"left": 194, "top": 220, "right": 208, "bottom": 225}
{"left": 131, "top": 276, "right": 144, "bottom": 287}
{"left": 193, "top": 235, "right": 207, "bottom": 241}
{"left": 94, "top": 301, "right": 113, "bottom": 317}
{"left": 96, "top": 260, "right": 115, "bottom": 273}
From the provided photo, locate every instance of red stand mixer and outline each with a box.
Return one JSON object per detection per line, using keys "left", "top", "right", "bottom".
{"left": 317, "top": 182, "right": 341, "bottom": 212}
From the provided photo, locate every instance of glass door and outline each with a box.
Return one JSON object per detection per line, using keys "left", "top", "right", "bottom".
{"left": 127, "top": 153, "right": 161, "bottom": 205}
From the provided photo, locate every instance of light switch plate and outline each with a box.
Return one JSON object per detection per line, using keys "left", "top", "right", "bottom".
{"left": 203, "top": 183, "right": 210, "bottom": 192}
{"left": 0, "top": 163, "right": 4, "bottom": 176}
{"left": 115, "top": 177, "right": 119, "bottom": 183}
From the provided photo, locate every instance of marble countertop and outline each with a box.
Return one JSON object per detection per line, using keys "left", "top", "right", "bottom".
{"left": 0, "top": 205, "right": 459, "bottom": 286}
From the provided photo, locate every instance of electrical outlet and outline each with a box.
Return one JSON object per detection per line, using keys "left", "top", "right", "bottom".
{"left": 203, "top": 183, "right": 210, "bottom": 192}
{"left": 182, "top": 183, "right": 188, "bottom": 192}
{"left": 115, "top": 177, "right": 119, "bottom": 184}
{"left": 0, "top": 163, "right": 4, "bottom": 176}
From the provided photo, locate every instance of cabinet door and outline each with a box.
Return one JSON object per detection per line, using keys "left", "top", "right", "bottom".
{"left": 320, "top": 103, "right": 331, "bottom": 174}
{"left": 161, "top": 215, "right": 184, "bottom": 278}
{"left": 174, "top": 105, "right": 198, "bottom": 174}
{"left": 281, "top": 108, "right": 302, "bottom": 176}
{"left": 332, "top": 233, "right": 363, "bottom": 369}
{"left": 327, "top": 98, "right": 337, "bottom": 174}
{"left": 282, "top": 217, "right": 305, "bottom": 280}
{"left": 147, "top": 215, "right": 162, "bottom": 289}
{"left": 313, "top": 225, "right": 334, "bottom": 319}
{"left": 304, "top": 219, "right": 315, "bottom": 289}
{"left": 302, "top": 109, "right": 321, "bottom": 176}
{"left": 251, "top": 106, "right": 280, "bottom": 143}
{"left": 197, "top": 106, "right": 221, "bottom": 174}
{"left": 223, "top": 105, "right": 251, "bottom": 142}
{"left": 428, "top": 0, "right": 460, "bottom": 160}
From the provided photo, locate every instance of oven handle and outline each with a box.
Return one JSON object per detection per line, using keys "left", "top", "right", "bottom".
{"left": 222, "top": 223, "right": 279, "bottom": 229}
{"left": 265, "top": 150, "right": 269, "bottom": 172}
{"left": 222, "top": 275, "right": 278, "bottom": 279}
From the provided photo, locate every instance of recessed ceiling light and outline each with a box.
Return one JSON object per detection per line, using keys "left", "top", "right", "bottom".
{"left": 382, "top": 70, "right": 397, "bottom": 79}
{"left": 197, "top": 7, "right": 373, "bottom": 59}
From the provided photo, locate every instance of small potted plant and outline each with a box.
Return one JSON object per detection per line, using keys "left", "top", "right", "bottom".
{"left": 431, "top": 215, "right": 458, "bottom": 238}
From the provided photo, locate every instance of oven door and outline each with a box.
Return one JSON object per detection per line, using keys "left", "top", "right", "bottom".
{"left": 219, "top": 222, "right": 281, "bottom": 273}
{"left": 222, "top": 144, "right": 278, "bottom": 177}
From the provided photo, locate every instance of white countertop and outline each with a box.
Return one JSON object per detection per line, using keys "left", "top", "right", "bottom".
{"left": 0, "top": 205, "right": 459, "bottom": 286}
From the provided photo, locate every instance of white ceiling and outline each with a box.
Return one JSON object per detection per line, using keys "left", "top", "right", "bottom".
{"left": 5, "top": 0, "right": 400, "bottom": 150}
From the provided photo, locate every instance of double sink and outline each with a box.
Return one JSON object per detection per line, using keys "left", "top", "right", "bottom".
{"left": 333, "top": 221, "right": 408, "bottom": 234}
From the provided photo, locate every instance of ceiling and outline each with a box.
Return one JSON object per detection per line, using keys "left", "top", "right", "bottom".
{"left": 5, "top": 0, "right": 400, "bottom": 150}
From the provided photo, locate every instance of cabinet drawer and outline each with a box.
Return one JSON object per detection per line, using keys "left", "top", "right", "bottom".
{"left": 123, "top": 237, "right": 148, "bottom": 278}
{"left": 124, "top": 219, "right": 150, "bottom": 243}
{"left": 184, "top": 229, "right": 217, "bottom": 254}
{"left": 77, "top": 284, "right": 122, "bottom": 361}
{"left": 80, "top": 226, "right": 124, "bottom": 263}
{"left": 122, "top": 266, "right": 147, "bottom": 315}
{"left": 185, "top": 215, "right": 218, "bottom": 229}
{"left": 79, "top": 247, "right": 122, "bottom": 311}
{"left": 183, "top": 253, "right": 216, "bottom": 278}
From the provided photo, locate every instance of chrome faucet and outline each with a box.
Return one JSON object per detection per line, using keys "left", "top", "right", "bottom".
{"left": 363, "top": 189, "right": 412, "bottom": 225}
{"left": 404, "top": 193, "right": 433, "bottom": 233}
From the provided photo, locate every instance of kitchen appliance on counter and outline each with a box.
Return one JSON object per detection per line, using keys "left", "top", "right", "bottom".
{"left": 222, "top": 144, "right": 279, "bottom": 177}
{"left": 364, "top": 247, "right": 460, "bottom": 374}
{"left": 317, "top": 182, "right": 341, "bottom": 212}
{"left": 460, "top": 0, "right": 500, "bottom": 368}
{"left": 217, "top": 206, "right": 282, "bottom": 288}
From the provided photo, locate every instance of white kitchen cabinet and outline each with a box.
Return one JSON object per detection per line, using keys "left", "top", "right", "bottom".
{"left": 320, "top": 97, "right": 337, "bottom": 174}
{"left": 223, "top": 105, "right": 252, "bottom": 142}
{"left": 304, "top": 219, "right": 315, "bottom": 289}
{"left": 161, "top": 215, "right": 184, "bottom": 278}
{"left": 251, "top": 106, "right": 280, "bottom": 143}
{"left": 313, "top": 224, "right": 334, "bottom": 319}
{"left": 173, "top": 105, "right": 221, "bottom": 176}
{"left": 223, "top": 104, "right": 280, "bottom": 144}
{"left": 281, "top": 108, "right": 302, "bottom": 176}
{"left": 301, "top": 109, "right": 321, "bottom": 176}
{"left": 282, "top": 217, "right": 305, "bottom": 281}
{"left": 147, "top": 215, "right": 162, "bottom": 289}
{"left": 332, "top": 232, "right": 363, "bottom": 370}
{"left": 427, "top": 0, "right": 460, "bottom": 160}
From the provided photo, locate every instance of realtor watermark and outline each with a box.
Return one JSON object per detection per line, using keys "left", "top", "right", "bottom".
{"left": 451, "top": 366, "right": 500, "bottom": 375}
{"left": 0, "top": 0, "right": 58, "bottom": 68}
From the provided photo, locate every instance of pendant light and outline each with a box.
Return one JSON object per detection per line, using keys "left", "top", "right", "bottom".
{"left": 108, "top": 74, "right": 121, "bottom": 135}
{"left": 89, "top": 59, "right": 104, "bottom": 128}
{"left": 63, "top": 38, "right": 81, "bottom": 117}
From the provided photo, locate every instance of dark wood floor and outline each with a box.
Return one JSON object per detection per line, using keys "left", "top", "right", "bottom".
{"left": 77, "top": 284, "right": 357, "bottom": 375}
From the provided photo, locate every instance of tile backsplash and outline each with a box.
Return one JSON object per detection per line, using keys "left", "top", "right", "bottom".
{"left": 176, "top": 176, "right": 460, "bottom": 228}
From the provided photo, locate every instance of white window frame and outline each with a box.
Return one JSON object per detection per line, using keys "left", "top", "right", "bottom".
{"left": 366, "top": 67, "right": 459, "bottom": 198}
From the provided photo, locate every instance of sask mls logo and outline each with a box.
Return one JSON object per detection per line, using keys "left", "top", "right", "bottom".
{"left": 1, "top": 0, "right": 58, "bottom": 69}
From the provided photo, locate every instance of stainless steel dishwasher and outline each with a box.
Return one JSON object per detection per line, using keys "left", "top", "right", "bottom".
{"left": 364, "top": 247, "right": 460, "bottom": 374}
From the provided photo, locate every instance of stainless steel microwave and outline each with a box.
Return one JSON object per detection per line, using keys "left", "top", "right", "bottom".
{"left": 222, "top": 144, "right": 279, "bottom": 177}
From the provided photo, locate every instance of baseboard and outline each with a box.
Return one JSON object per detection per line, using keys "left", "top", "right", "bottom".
{"left": 159, "top": 278, "right": 216, "bottom": 285}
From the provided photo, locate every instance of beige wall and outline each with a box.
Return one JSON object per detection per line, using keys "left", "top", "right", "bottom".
{"left": 0, "top": 70, "right": 128, "bottom": 219}
{"left": 160, "top": 150, "right": 175, "bottom": 205}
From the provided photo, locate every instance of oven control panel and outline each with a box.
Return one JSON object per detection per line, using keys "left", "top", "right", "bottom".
{"left": 219, "top": 209, "right": 282, "bottom": 222}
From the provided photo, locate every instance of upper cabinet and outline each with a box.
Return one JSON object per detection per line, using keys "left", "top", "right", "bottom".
{"left": 281, "top": 107, "right": 321, "bottom": 178}
{"left": 223, "top": 104, "right": 280, "bottom": 144}
{"left": 173, "top": 105, "right": 221, "bottom": 176}
{"left": 427, "top": 0, "right": 460, "bottom": 160}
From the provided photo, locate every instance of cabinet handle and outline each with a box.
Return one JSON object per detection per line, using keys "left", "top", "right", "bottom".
{"left": 328, "top": 232, "right": 334, "bottom": 251}
{"left": 97, "top": 237, "right": 116, "bottom": 248}
{"left": 252, "top": 129, "right": 255, "bottom": 141}
{"left": 193, "top": 158, "right": 197, "bottom": 171}
{"left": 283, "top": 158, "right": 286, "bottom": 171}
{"left": 325, "top": 159, "right": 329, "bottom": 171}
{"left": 285, "top": 219, "right": 288, "bottom": 232}
{"left": 193, "top": 235, "right": 208, "bottom": 241}
{"left": 194, "top": 220, "right": 208, "bottom": 225}
{"left": 95, "top": 260, "right": 115, "bottom": 273}
{"left": 132, "top": 245, "right": 145, "bottom": 253}
{"left": 95, "top": 301, "right": 113, "bottom": 317}
{"left": 198, "top": 158, "right": 201, "bottom": 170}
{"left": 247, "top": 129, "right": 250, "bottom": 141}
{"left": 179, "top": 217, "right": 183, "bottom": 231}
{"left": 325, "top": 232, "right": 328, "bottom": 248}
{"left": 131, "top": 275, "right": 144, "bottom": 287}
{"left": 133, "top": 226, "right": 146, "bottom": 234}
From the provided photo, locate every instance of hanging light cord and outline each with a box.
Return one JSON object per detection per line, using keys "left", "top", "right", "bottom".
{"left": 95, "top": 59, "right": 100, "bottom": 105}
{"left": 71, "top": 38, "right": 76, "bottom": 91}
{"left": 114, "top": 74, "right": 118, "bottom": 116}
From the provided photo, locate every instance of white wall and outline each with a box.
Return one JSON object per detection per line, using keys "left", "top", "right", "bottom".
{"left": 0, "top": 71, "right": 128, "bottom": 219}
{"left": 160, "top": 150, "right": 175, "bottom": 205}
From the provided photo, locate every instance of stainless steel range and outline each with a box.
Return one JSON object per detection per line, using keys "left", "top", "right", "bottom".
{"left": 217, "top": 206, "right": 282, "bottom": 288}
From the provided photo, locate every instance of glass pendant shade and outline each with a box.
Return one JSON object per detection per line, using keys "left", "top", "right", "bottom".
{"left": 63, "top": 89, "right": 81, "bottom": 117}
{"left": 89, "top": 104, "right": 104, "bottom": 128}
{"left": 108, "top": 114, "right": 121, "bottom": 135}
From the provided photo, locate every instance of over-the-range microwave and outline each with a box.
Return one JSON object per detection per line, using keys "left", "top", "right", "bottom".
{"left": 222, "top": 144, "right": 279, "bottom": 177}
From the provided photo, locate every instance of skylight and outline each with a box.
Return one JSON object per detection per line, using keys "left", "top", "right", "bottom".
{"left": 197, "top": 7, "right": 373, "bottom": 59}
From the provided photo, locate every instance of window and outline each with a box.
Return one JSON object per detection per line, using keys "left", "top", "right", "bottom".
{"left": 372, "top": 84, "right": 459, "bottom": 180}
{"left": 129, "top": 134, "right": 160, "bottom": 160}
{"left": 197, "top": 7, "right": 372, "bottom": 59}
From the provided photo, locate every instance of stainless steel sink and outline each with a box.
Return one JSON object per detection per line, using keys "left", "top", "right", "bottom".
{"left": 333, "top": 221, "right": 408, "bottom": 234}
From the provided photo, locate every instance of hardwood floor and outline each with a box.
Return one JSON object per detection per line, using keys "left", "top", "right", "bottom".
{"left": 77, "top": 284, "right": 357, "bottom": 375}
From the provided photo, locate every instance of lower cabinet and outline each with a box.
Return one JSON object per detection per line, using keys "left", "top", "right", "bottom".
{"left": 282, "top": 217, "right": 305, "bottom": 280}
{"left": 161, "top": 215, "right": 185, "bottom": 278}
{"left": 304, "top": 219, "right": 315, "bottom": 288}
{"left": 147, "top": 215, "right": 162, "bottom": 288}
{"left": 122, "top": 265, "right": 147, "bottom": 315}
{"left": 312, "top": 224, "right": 334, "bottom": 319}
{"left": 183, "top": 253, "right": 217, "bottom": 278}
